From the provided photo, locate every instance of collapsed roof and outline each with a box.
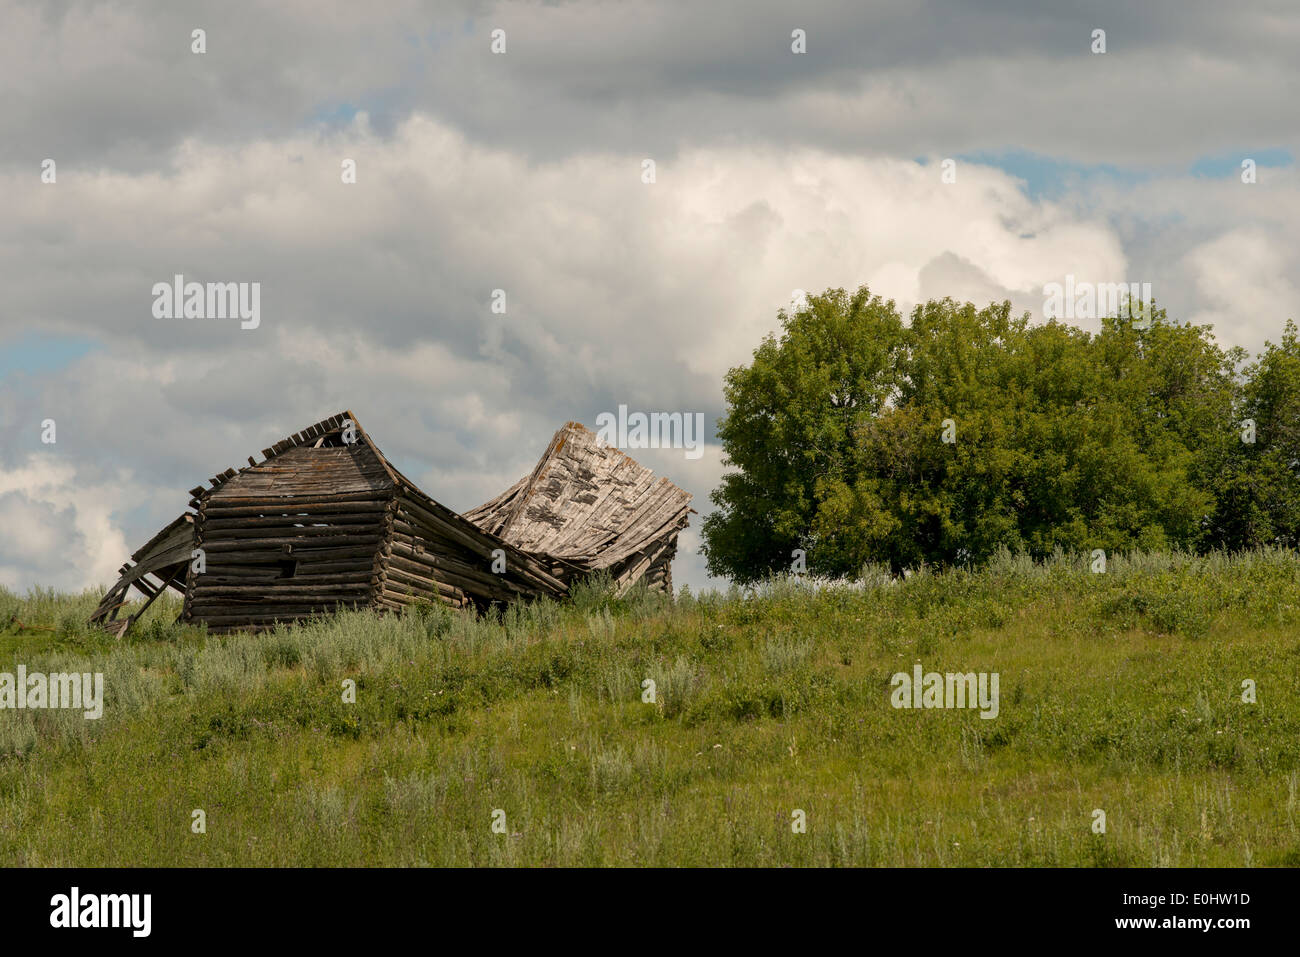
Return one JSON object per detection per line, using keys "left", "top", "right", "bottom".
{"left": 464, "top": 421, "right": 693, "bottom": 594}
{"left": 88, "top": 412, "right": 693, "bottom": 636}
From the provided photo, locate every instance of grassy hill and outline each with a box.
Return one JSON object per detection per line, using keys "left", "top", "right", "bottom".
{"left": 2, "top": 550, "right": 1299, "bottom": 866}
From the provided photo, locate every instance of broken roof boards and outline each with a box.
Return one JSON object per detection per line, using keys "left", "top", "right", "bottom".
{"left": 89, "top": 412, "right": 693, "bottom": 635}
{"left": 464, "top": 422, "right": 692, "bottom": 596}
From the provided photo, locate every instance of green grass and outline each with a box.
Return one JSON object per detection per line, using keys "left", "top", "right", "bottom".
{"left": 2, "top": 549, "right": 1299, "bottom": 866}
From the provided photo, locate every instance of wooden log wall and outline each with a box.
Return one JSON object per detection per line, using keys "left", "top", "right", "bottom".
{"left": 641, "top": 539, "right": 677, "bottom": 594}
{"left": 187, "top": 488, "right": 388, "bottom": 633}
{"left": 387, "top": 487, "right": 570, "bottom": 609}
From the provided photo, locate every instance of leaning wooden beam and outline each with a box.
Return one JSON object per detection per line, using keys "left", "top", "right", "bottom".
{"left": 89, "top": 514, "right": 195, "bottom": 630}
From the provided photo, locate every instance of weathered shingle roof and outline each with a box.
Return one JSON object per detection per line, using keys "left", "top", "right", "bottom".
{"left": 464, "top": 421, "right": 693, "bottom": 575}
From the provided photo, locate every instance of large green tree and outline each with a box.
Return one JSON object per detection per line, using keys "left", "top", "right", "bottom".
{"left": 701, "top": 288, "right": 906, "bottom": 582}
{"left": 703, "top": 286, "right": 1248, "bottom": 582}
{"left": 1205, "top": 320, "right": 1300, "bottom": 549}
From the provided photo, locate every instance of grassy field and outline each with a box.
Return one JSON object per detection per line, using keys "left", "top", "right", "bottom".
{"left": 1, "top": 549, "right": 1298, "bottom": 866}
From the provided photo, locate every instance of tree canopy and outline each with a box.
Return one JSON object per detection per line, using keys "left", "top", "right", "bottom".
{"left": 703, "top": 286, "right": 1296, "bottom": 582}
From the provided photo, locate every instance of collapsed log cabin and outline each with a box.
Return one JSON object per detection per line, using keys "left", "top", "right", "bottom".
{"left": 88, "top": 412, "right": 693, "bottom": 636}
{"left": 464, "top": 421, "right": 692, "bottom": 595}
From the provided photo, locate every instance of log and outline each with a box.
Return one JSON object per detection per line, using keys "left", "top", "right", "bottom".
{"left": 201, "top": 513, "right": 383, "bottom": 530}
{"left": 194, "top": 572, "right": 372, "bottom": 586}
{"left": 200, "top": 535, "right": 382, "bottom": 552}
{"left": 191, "top": 583, "right": 372, "bottom": 598}
{"left": 202, "top": 501, "right": 390, "bottom": 517}
{"left": 199, "top": 545, "right": 377, "bottom": 563}
{"left": 200, "top": 524, "right": 384, "bottom": 540}
{"left": 203, "top": 490, "right": 385, "bottom": 506}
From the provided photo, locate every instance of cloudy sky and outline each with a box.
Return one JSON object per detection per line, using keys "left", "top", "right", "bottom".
{"left": 1, "top": 0, "right": 1298, "bottom": 594}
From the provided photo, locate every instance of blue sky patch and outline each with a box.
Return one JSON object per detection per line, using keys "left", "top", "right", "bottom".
{"left": 1189, "top": 148, "right": 1294, "bottom": 179}
{"left": 310, "top": 101, "right": 361, "bottom": 127}
{"left": 0, "top": 334, "right": 101, "bottom": 382}
{"left": 954, "top": 150, "right": 1153, "bottom": 200}
{"left": 949, "top": 148, "right": 1295, "bottom": 199}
